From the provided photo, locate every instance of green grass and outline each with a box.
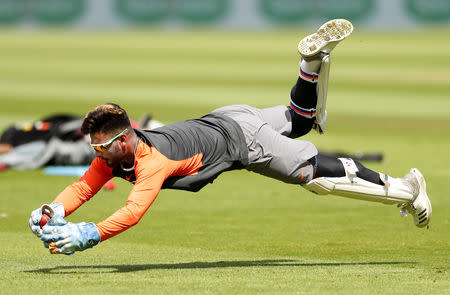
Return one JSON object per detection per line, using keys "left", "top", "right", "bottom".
{"left": 0, "top": 29, "right": 449, "bottom": 294}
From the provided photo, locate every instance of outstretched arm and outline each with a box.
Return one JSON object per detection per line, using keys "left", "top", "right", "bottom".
{"left": 53, "top": 158, "right": 113, "bottom": 216}
{"left": 29, "top": 157, "right": 112, "bottom": 237}
{"left": 96, "top": 157, "right": 168, "bottom": 241}
{"left": 41, "top": 152, "right": 170, "bottom": 254}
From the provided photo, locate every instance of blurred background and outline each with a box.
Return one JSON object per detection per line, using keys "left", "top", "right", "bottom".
{"left": 0, "top": 0, "right": 448, "bottom": 29}
{"left": 0, "top": 0, "right": 449, "bottom": 126}
{"left": 0, "top": 3, "right": 449, "bottom": 291}
{"left": 0, "top": 0, "right": 449, "bottom": 171}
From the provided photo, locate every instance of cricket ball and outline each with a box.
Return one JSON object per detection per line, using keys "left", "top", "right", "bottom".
{"left": 39, "top": 214, "right": 51, "bottom": 229}
{"left": 103, "top": 180, "right": 116, "bottom": 191}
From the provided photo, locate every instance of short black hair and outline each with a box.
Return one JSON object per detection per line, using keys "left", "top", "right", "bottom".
{"left": 81, "top": 103, "right": 131, "bottom": 135}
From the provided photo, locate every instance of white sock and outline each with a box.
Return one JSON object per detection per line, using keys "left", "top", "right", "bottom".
{"left": 300, "top": 58, "right": 321, "bottom": 74}
{"left": 298, "top": 60, "right": 319, "bottom": 83}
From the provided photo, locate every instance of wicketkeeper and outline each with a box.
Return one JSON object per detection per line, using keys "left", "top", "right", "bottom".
{"left": 29, "top": 19, "right": 432, "bottom": 255}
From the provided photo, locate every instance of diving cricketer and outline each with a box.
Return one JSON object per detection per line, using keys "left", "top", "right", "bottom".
{"left": 29, "top": 19, "right": 432, "bottom": 255}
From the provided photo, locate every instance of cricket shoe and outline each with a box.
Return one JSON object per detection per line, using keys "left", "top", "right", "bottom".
{"left": 298, "top": 19, "right": 353, "bottom": 59}
{"left": 399, "top": 168, "right": 432, "bottom": 228}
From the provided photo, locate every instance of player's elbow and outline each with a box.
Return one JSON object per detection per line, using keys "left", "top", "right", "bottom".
{"left": 128, "top": 216, "right": 141, "bottom": 227}
{"left": 123, "top": 205, "right": 146, "bottom": 227}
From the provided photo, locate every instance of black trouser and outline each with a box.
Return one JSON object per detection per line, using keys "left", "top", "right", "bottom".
{"left": 289, "top": 77, "right": 317, "bottom": 137}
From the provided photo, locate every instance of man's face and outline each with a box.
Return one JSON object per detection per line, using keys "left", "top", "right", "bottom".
{"left": 90, "top": 131, "right": 124, "bottom": 168}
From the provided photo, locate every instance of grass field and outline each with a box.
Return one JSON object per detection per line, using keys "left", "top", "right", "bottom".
{"left": 0, "top": 28, "right": 449, "bottom": 294}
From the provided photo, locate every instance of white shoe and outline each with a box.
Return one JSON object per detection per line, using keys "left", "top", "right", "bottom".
{"left": 400, "top": 168, "right": 432, "bottom": 228}
{"left": 298, "top": 19, "right": 353, "bottom": 59}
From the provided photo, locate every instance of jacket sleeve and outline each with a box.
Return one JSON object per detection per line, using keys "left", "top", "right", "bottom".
{"left": 95, "top": 153, "right": 169, "bottom": 241}
{"left": 53, "top": 158, "right": 113, "bottom": 216}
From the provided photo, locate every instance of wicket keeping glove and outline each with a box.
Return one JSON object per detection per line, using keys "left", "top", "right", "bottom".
{"left": 41, "top": 221, "right": 100, "bottom": 255}
{"left": 28, "top": 203, "right": 65, "bottom": 237}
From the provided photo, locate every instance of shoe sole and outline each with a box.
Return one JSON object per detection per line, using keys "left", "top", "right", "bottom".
{"left": 298, "top": 19, "right": 353, "bottom": 57}
{"left": 411, "top": 168, "right": 432, "bottom": 227}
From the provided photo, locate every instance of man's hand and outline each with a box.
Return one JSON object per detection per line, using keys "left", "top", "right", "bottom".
{"left": 28, "top": 203, "right": 65, "bottom": 237}
{"left": 41, "top": 221, "right": 100, "bottom": 255}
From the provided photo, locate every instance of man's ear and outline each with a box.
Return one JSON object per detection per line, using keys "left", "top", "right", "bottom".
{"left": 117, "top": 134, "right": 127, "bottom": 147}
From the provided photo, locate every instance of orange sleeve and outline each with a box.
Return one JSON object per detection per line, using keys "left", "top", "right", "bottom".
{"left": 95, "top": 148, "right": 170, "bottom": 241}
{"left": 53, "top": 158, "right": 113, "bottom": 216}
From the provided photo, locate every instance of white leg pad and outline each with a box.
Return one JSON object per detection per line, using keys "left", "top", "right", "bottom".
{"left": 303, "top": 158, "right": 414, "bottom": 204}
{"left": 313, "top": 54, "right": 330, "bottom": 134}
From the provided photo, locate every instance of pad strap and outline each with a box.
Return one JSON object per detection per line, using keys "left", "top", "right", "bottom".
{"left": 338, "top": 158, "right": 358, "bottom": 181}
{"left": 299, "top": 67, "right": 319, "bottom": 83}
{"left": 289, "top": 100, "right": 316, "bottom": 118}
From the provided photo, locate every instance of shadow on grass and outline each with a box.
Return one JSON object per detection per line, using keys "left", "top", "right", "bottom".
{"left": 25, "top": 259, "right": 416, "bottom": 274}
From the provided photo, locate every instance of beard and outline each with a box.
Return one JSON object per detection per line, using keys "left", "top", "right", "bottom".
{"left": 102, "top": 145, "right": 122, "bottom": 168}
{"left": 105, "top": 160, "right": 116, "bottom": 168}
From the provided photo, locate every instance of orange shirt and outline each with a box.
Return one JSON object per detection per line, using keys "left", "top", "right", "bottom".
{"left": 53, "top": 113, "right": 248, "bottom": 242}
{"left": 53, "top": 140, "right": 203, "bottom": 241}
